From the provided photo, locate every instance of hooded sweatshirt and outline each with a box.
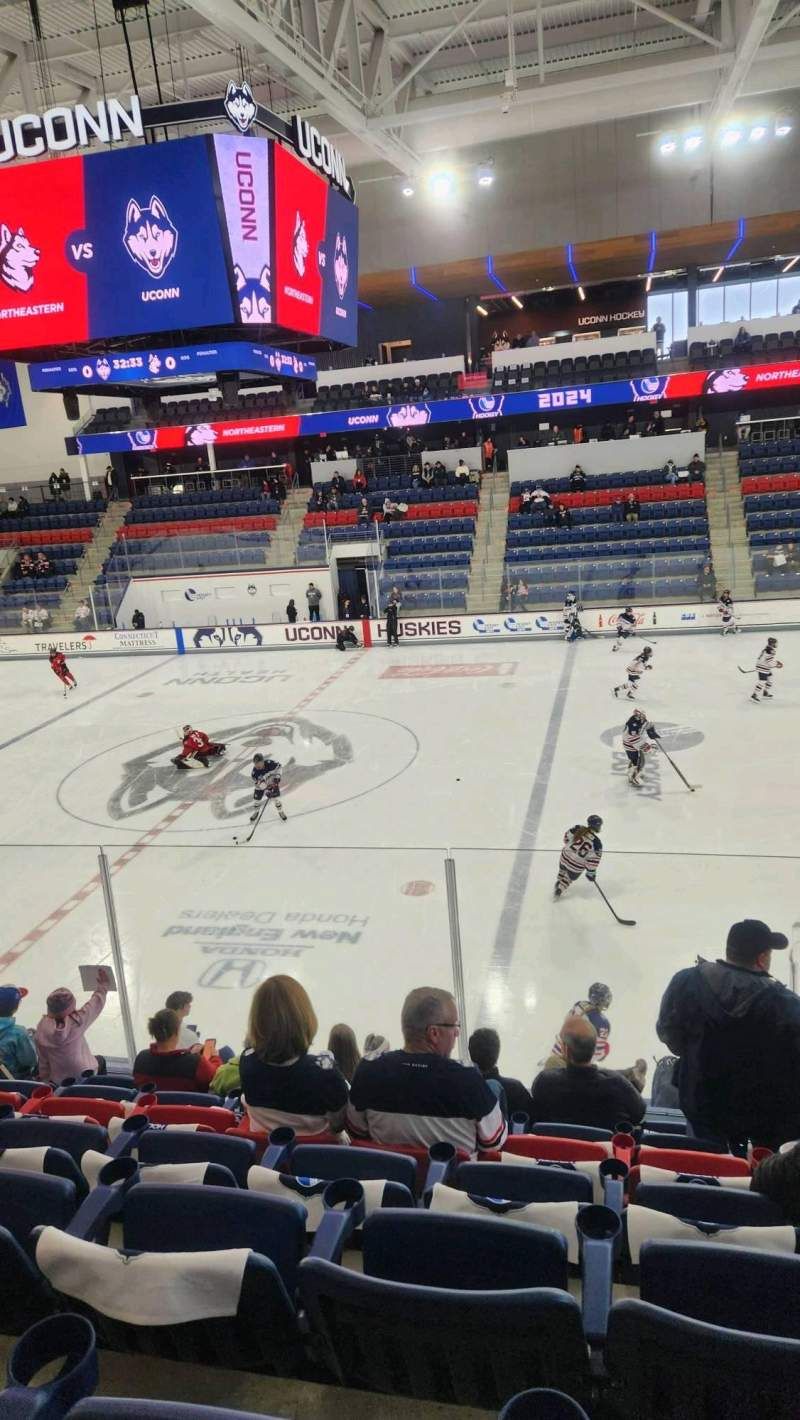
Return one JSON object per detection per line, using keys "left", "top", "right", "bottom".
{"left": 0, "top": 1017, "right": 38, "bottom": 1078}
{"left": 34, "top": 986, "right": 108, "bottom": 1085}
{"left": 656, "top": 959, "right": 800, "bottom": 1145}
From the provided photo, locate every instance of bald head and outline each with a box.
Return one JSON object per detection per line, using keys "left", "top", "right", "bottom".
{"left": 561, "top": 1013, "right": 597, "bottom": 1067}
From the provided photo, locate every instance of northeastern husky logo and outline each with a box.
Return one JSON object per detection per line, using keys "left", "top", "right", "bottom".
{"left": 0, "top": 223, "right": 40, "bottom": 292}
{"left": 124, "top": 196, "right": 178, "bottom": 279}
{"left": 292, "top": 213, "right": 309, "bottom": 276}
{"left": 224, "top": 80, "right": 257, "bottom": 135}
{"left": 333, "top": 232, "right": 349, "bottom": 300}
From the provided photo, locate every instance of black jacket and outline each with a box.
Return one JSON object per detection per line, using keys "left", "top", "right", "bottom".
{"left": 482, "top": 1066, "right": 533, "bottom": 1120}
{"left": 656, "top": 959, "right": 800, "bottom": 1144}
{"left": 530, "top": 1063, "right": 645, "bottom": 1132}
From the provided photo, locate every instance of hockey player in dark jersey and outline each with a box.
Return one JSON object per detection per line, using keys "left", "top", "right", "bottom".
{"left": 554, "top": 816, "right": 603, "bottom": 898}
{"left": 611, "top": 606, "right": 637, "bottom": 650}
{"left": 251, "top": 753, "right": 287, "bottom": 822}
{"left": 48, "top": 648, "right": 77, "bottom": 695}
{"left": 613, "top": 645, "right": 653, "bottom": 699}
{"left": 751, "top": 637, "right": 783, "bottom": 703}
{"left": 172, "top": 725, "right": 227, "bottom": 769}
{"left": 622, "top": 708, "right": 660, "bottom": 787}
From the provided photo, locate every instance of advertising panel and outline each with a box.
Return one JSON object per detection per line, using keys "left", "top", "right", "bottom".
{"left": 214, "top": 133, "right": 272, "bottom": 324}
{"left": 272, "top": 140, "right": 327, "bottom": 337}
{"left": 72, "top": 411, "right": 300, "bottom": 455}
{"left": 0, "top": 153, "right": 88, "bottom": 349}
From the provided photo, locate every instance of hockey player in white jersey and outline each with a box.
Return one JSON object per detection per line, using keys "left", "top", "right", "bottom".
{"left": 611, "top": 606, "right": 637, "bottom": 650}
{"left": 718, "top": 590, "right": 738, "bottom": 635}
{"left": 251, "top": 753, "right": 288, "bottom": 822}
{"left": 751, "top": 637, "right": 783, "bottom": 703}
{"left": 554, "top": 816, "right": 603, "bottom": 898}
{"left": 622, "top": 708, "right": 660, "bottom": 787}
{"left": 613, "top": 645, "right": 653, "bottom": 699}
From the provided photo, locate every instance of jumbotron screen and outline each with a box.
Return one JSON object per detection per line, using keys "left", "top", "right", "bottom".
{"left": 0, "top": 134, "right": 357, "bottom": 352}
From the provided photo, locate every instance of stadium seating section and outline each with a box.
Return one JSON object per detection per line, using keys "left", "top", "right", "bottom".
{"left": 493, "top": 346, "right": 657, "bottom": 391}
{"left": 314, "top": 368, "right": 460, "bottom": 411}
{"left": 0, "top": 501, "right": 98, "bottom": 629}
{"left": 689, "top": 327, "right": 800, "bottom": 368}
{"left": 739, "top": 438, "right": 800, "bottom": 592}
{"left": 82, "top": 390, "right": 290, "bottom": 436}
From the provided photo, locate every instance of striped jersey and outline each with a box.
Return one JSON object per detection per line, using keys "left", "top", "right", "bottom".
{"left": 617, "top": 610, "right": 637, "bottom": 631}
{"left": 623, "top": 714, "right": 655, "bottom": 752}
{"left": 718, "top": 597, "right": 734, "bottom": 620}
{"left": 560, "top": 825, "right": 603, "bottom": 875}
{"left": 757, "top": 647, "right": 779, "bottom": 673}
{"left": 551, "top": 1000, "right": 611, "bottom": 1064}
{"left": 627, "top": 653, "right": 649, "bottom": 676}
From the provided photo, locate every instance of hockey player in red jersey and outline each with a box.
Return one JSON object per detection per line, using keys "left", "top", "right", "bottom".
{"left": 554, "top": 815, "right": 603, "bottom": 899}
{"left": 172, "top": 725, "right": 227, "bottom": 769}
{"left": 48, "top": 647, "right": 77, "bottom": 695}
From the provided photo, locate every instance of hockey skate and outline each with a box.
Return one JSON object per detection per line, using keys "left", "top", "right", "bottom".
{"left": 763, "top": 690, "right": 773, "bottom": 698}
{"left": 172, "top": 756, "right": 189, "bottom": 769}
{"left": 626, "top": 690, "right": 635, "bottom": 699}
{"left": 553, "top": 883, "right": 564, "bottom": 899}
{"left": 751, "top": 692, "right": 760, "bottom": 703}
{"left": 613, "top": 686, "right": 620, "bottom": 697}
{"left": 278, "top": 808, "right": 288, "bottom": 822}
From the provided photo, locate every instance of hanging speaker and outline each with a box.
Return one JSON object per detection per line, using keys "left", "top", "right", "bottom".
{"left": 63, "top": 392, "right": 80, "bottom": 421}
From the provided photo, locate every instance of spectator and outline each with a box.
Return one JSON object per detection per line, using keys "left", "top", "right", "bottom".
{"left": 656, "top": 918, "right": 799, "bottom": 1149}
{"left": 468, "top": 1026, "right": 533, "bottom": 1118}
{"left": 751, "top": 1143, "right": 800, "bottom": 1223}
{"left": 331, "top": 472, "right": 346, "bottom": 497}
{"left": 697, "top": 560, "right": 716, "bottom": 601}
{"left": 34, "top": 972, "right": 111, "bottom": 1085}
{"left": 382, "top": 496, "right": 397, "bottom": 523}
{"left": 357, "top": 496, "right": 371, "bottom": 526}
{"left": 104, "top": 465, "right": 116, "bottom": 500}
{"left": 688, "top": 453, "right": 705, "bottom": 478}
{"left": 421, "top": 464, "right": 434, "bottom": 487}
{"left": 519, "top": 488, "right": 532, "bottom": 514}
{"left": 347, "top": 986, "right": 507, "bottom": 1154}
{"left": 325, "top": 444, "right": 336, "bottom": 461}
{"left": 74, "top": 599, "right": 92, "bottom": 630}
{"left": 517, "top": 434, "right": 530, "bottom": 448}
{"left": 131, "top": 608, "right": 145, "bottom": 630}
{"left": 327, "top": 492, "right": 339, "bottom": 513}
{"left": 357, "top": 592, "right": 370, "bottom": 620}
{"left": 311, "top": 485, "right": 324, "bottom": 511}
{"left": 513, "top": 577, "right": 529, "bottom": 610}
{"left": 58, "top": 468, "right": 71, "bottom": 496}
{"left": 624, "top": 493, "right": 640, "bottom": 523}
{"left": 555, "top": 503, "right": 572, "bottom": 529}
{"left": 570, "top": 465, "right": 586, "bottom": 491}
{"left": 352, "top": 468, "right": 367, "bottom": 493}
{"left": 17, "top": 494, "right": 29, "bottom": 516}
{"left": 734, "top": 324, "right": 750, "bottom": 349}
{"left": 338, "top": 594, "right": 352, "bottom": 619}
{"left": 454, "top": 457, "right": 470, "bottom": 482}
{"left": 165, "top": 990, "right": 200, "bottom": 1048}
{"left": 306, "top": 582, "right": 322, "bottom": 622}
{"left": 652, "top": 411, "right": 665, "bottom": 435}
{"left": 239, "top": 975, "right": 348, "bottom": 1135}
{"left": 770, "top": 545, "right": 788, "bottom": 575}
{"left": 652, "top": 316, "right": 666, "bottom": 355}
{"left": 363, "top": 1032, "right": 390, "bottom": 1057}
{"left": 482, "top": 434, "right": 495, "bottom": 471}
{"left": 694, "top": 413, "right": 709, "bottom": 433}
{"left": 787, "top": 542, "right": 800, "bottom": 575}
{"left": 20, "top": 605, "right": 33, "bottom": 630}
{"left": 6, "top": 495, "right": 18, "bottom": 515}
{"left": 18, "top": 552, "right": 33, "bottom": 578}
{"left": 0, "top": 985, "right": 37, "bottom": 1078}
{"left": 432, "top": 460, "right": 447, "bottom": 486}
{"left": 286, "top": 598, "right": 298, "bottom": 624}
{"left": 624, "top": 412, "right": 637, "bottom": 438}
{"left": 31, "top": 605, "right": 50, "bottom": 632}
{"left": 572, "top": 424, "right": 585, "bottom": 444}
{"left": 133, "top": 1009, "right": 218, "bottom": 1092}
{"left": 643, "top": 417, "right": 658, "bottom": 438}
{"left": 531, "top": 485, "right": 551, "bottom": 508}
{"left": 530, "top": 1014, "right": 646, "bottom": 1130}
{"left": 327, "top": 1023, "right": 361, "bottom": 1082}
{"left": 663, "top": 459, "right": 678, "bottom": 484}
{"left": 34, "top": 552, "right": 51, "bottom": 578}
{"left": 599, "top": 422, "right": 615, "bottom": 442}
{"left": 48, "top": 472, "right": 60, "bottom": 499}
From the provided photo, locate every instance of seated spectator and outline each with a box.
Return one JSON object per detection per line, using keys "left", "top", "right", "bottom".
{"left": 352, "top": 468, "right": 367, "bottom": 493}
{"left": 751, "top": 1143, "right": 800, "bottom": 1223}
{"left": 570, "top": 465, "right": 585, "bottom": 490}
{"left": 0, "top": 984, "right": 37, "bottom": 1078}
{"left": 357, "top": 497, "right": 371, "bottom": 526}
{"left": 454, "top": 457, "right": 470, "bottom": 482}
{"left": 694, "top": 412, "right": 709, "bottom": 432}
{"left": 17, "top": 553, "right": 33, "bottom": 578}
{"left": 770, "top": 544, "right": 788, "bottom": 575}
{"left": 347, "top": 986, "right": 507, "bottom": 1154}
{"left": 531, "top": 485, "right": 551, "bottom": 507}
{"left": 513, "top": 577, "right": 529, "bottom": 610}
{"left": 688, "top": 452, "right": 705, "bottom": 477}
{"left": 517, "top": 434, "right": 530, "bottom": 448}
{"left": 519, "top": 488, "right": 532, "bottom": 513}
{"left": 34, "top": 972, "right": 111, "bottom": 1085}
{"left": 331, "top": 472, "right": 346, "bottom": 496}
{"left": 133, "top": 1009, "right": 219, "bottom": 1092}
{"left": 383, "top": 497, "right": 398, "bottom": 523}
{"left": 74, "top": 599, "right": 92, "bottom": 630}
{"left": 17, "top": 494, "right": 29, "bottom": 515}
{"left": 31, "top": 605, "right": 50, "bottom": 631}
{"left": 468, "top": 1026, "right": 533, "bottom": 1118}
{"left": 530, "top": 1014, "right": 646, "bottom": 1130}
{"left": 734, "top": 324, "right": 750, "bottom": 348}
{"left": 239, "top": 975, "right": 348, "bottom": 1135}
{"left": 363, "top": 1032, "right": 390, "bottom": 1057}
{"left": 327, "top": 492, "right": 339, "bottom": 513}
{"left": 311, "top": 486, "right": 324, "bottom": 509}
{"left": 165, "top": 989, "right": 200, "bottom": 1047}
{"left": 6, "top": 495, "right": 18, "bottom": 515}
{"left": 131, "top": 608, "right": 145, "bottom": 630}
{"left": 327, "top": 1023, "right": 361, "bottom": 1082}
{"left": 421, "top": 464, "right": 434, "bottom": 487}
{"left": 433, "top": 460, "right": 447, "bottom": 485}
{"left": 697, "top": 560, "right": 716, "bottom": 601}
{"left": 624, "top": 493, "right": 640, "bottom": 523}
{"left": 325, "top": 444, "right": 336, "bottom": 461}
{"left": 624, "top": 413, "right": 637, "bottom": 437}
{"left": 643, "top": 418, "right": 658, "bottom": 437}
{"left": 34, "top": 552, "right": 51, "bottom": 577}
{"left": 555, "top": 502, "right": 572, "bottom": 529}
{"left": 663, "top": 458, "right": 678, "bottom": 484}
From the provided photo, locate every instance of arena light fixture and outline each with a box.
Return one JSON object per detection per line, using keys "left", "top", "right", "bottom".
{"left": 510, "top": 294, "right": 523, "bottom": 309}
{"left": 486, "top": 255, "right": 509, "bottom": 293}
{"left": 577, "top": 286, "right": 586, "bottom": 301}
{"left": 782, "top": 255, "right": 800, "bottom": 273}
{"left": 645, "top": 275, "right": 653, "bottom": 292}
{"left": 711, "top": 265, "right": 724, "bottom": 283}
{"left": 477, "top": 162, "right": 495, "bottom": 187}
{"left": 749, "top": 122, "right": 768, "bottom": 142}
{"left": 683, "top": 132, "right": 703, "bottom": 153}
{"left": 426, "top": 168, "right": 455, "bottom": 200}
{"left": 775, "top": 118, "right": 793, "bottom": 137}
{"left": 401, "top": 185, "right": 414, "bottom": 197}
{"left": 719, "top": 127, "right": 742, "bottom": 148}
{"left": 659, "top": 136, "right": 677, "bottom": 155}
{"left": 476, "top": 303, "right": 489, "bottom": 316}
{"left": 409, "top": 266, "right": 440, "bottom": 303}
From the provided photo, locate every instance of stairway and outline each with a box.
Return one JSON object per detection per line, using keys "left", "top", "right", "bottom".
{"left": 704, "top": 447, "right": 754, "bottom": 600}
{"left": 53, "top": 499, "right": 130, "bottom": 631}
{"left": 466, "top": 470, "right": 510, "bottom": 613}
{"left": 263, "top": 487, "right": 308, "bottom": 568}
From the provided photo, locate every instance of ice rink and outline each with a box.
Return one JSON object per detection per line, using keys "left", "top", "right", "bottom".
{"left": 1, "top": 626, "right": 798, "bottom": 1088}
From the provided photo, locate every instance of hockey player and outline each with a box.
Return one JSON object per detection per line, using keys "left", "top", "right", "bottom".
{"left": 172, "top": 725, "right": 227, "bottom": 769}
{"left": 622, "top": 708, "right": 660, "bottom": 787}
{"left": 751, "top": 637, "right": 783, "bottom": 703}
{"left": 48, "top": 647, "right": 77, "bottom": 695}
{"left": 611, "top": 606, "right": 637, "bottom": 650}
{"left": 613, "top": 645, "right": 653, "bottom": 699}
{"left": 544, "top": 983, "right": 613, "bottom": 1066}
{"left": 718, "top": 590, "right": 738, "bottom": 635}
{"left": 563, "top": 591, "right": 579, "bottom": 617}
{"left": 554, "top": 816, "right": 603, "bottom": 898}
{"left": 251, "top": 753, "right": 287, "bottom": 822}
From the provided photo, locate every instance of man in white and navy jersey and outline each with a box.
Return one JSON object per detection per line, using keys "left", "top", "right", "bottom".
{"left": 554, "top": 817, "right": 603, "bottom": 899}
{"left": 613, "top": 644, "right": 653, "bottom": 699}
{"left": 751, "top": 637, "right": 783, "bottom": 703}
{"left": 347, "top": 986, "right": 507, "bottom": 1155}
{"left": 622, "top": 708, "right": 660, "bottom": 787}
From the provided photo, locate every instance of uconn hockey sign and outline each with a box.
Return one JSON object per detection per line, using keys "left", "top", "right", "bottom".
{"left": 0, "top": 96, "right": 143, "bottom": 164}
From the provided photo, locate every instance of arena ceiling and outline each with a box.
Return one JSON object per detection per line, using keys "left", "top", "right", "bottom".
{"left": 0, "top": 0, "right": 798, "bottom": 178}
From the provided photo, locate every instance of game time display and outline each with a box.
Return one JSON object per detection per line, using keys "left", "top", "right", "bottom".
{"left": 0, "top": 134, "right": 357, "bottom": 352}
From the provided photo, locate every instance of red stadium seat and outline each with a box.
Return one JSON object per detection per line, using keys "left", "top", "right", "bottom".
{"left": 0, "top": 1091, "right": 24, "bottom": 1110}
{"left": 634, "top": 1146, "right": 750, "bottom": 1178}
{"left": 490, "top": 1134, "right": 612, "bottom": 1164}
{"left": 22, "top": 1093, "right": 125, "bottom": 1128}
{"left": 134, "top": 1102, "right": 238, "bottom": 1133}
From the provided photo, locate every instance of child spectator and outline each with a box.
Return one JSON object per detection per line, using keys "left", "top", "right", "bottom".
{"left": 134, "top": 1008, "right": 219, "bottom": 1092}
{"left": 34, "top": 971, "right": 111, "bottom": 1085}
{"left": 0, "top": 985, "right": 37, "bottom": 1078}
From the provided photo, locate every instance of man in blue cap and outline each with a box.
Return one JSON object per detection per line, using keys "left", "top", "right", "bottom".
{"left": 0, "top": 985, "right": 37, "bottom": 1079}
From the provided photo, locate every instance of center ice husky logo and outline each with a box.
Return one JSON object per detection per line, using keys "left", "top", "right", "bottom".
{"left": 0, "top": 223, "right": 40, "bottom": 292}
{"left": 234, "top": 264, "right": 271, "bottom": 322}
{"left": 124, "top": 196, "right": 178, "bottom": 279}
{"left": 292, "top": 213, "right": 309, "bottom": 277}
{"left": 333, "top": 232, "right": 349, "bottom": 299}
{"left": 224, "top": 80, "right": 257, "bottom": 135}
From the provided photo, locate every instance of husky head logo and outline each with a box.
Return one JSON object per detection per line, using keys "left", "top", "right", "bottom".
{"left": 127, "top": 428, "right": 157, "bottom": 450}
{"left": 224, "top": 80, "right": 257, "bottom": 135}
{"left": 387, "top": 403, "right": 431, "bottom": 428}
{"left": 292, "top": 213, "right": 309, "bottom": 277}
{"left": 148, "top": 352, "right": 162, "bottom": 375}
{"left": 705, "top": 367, "right": 747, "bottom": 394}
{"left": 124, "top": 196, "right": 178, "bottom": 279}
{"left": 234, "top": 264, "right": 271, "bottom": 323}
{"left": 333, "top": 232, "right": 349, "bottom": 300}
{"left": 185, "top": 423, "right": 217, "bottom": 446}
{"left": 95, "top": 357, "right": 111, "bottom": 381}
{"left": 0, "top": 224, "right": 40, "bottom": 292}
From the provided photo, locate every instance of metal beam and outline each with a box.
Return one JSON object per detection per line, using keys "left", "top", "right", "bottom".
{"left": 345, "top": 0, "right": 365, "bottom": 92}
{"left": 375, "top": 0, "right": 497, "bottom": 110}
{"left": 632, "top": 0, "right": 722, "bottom": 45}
{"left": 707, "top": 0, "right": 780, "bottom": 120}
{"left": 0, "top": 55, "right": 17, "bottom": 104}
{"left": 324, "top": 0, "right": 352, "bottom": 70}
{"left": 297, "top": 0, "right": 322, "bottom": 51}
{"left": 767, "top": 0, "right": 800, "bottom": 35}
{"left": 536, "top": 0, "right": 545, "bottom": 81}
{"left": 364, "top": 27, "right": 387, "bottom": 97}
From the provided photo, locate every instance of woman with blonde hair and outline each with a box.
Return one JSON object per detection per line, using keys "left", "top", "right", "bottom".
{"left": 327, "top": 1023, "right": 360, "bottom": 1083}
{"left": 239, "top": 975, "right": 348, "bottom": 1136}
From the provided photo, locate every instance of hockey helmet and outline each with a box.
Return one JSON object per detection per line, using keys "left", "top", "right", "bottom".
{"left": 624, "top": 606, "right": 633, "bottom": 613}
{"left": 182, "top": 724, "right": 192, "bottom": 734}
{"left": 253, "top": 753, "right": 265, "bottom": 763}
{"left": 642, "top": 646, "right": 653, "bottom": 658}
{"left": 587, "top": 814, "right": 603, "bottom": 831}
{"left": 767, "top": 637, "right": 778, "bottom": 647}
{"left": 588, "top": 982, "right": 612, "bottom": 1008}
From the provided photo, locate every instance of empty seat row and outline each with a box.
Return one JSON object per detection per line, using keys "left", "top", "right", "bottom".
{"left": 691, "top": 329, "right": 800, "bottom": 366}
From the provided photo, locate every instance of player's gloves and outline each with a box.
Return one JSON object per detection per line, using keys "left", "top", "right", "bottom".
{"left": 777, "top": 661, "right": 784, "bottom": 668}
{"left": 586, "top": 872, "right": 596, "bottom": 882}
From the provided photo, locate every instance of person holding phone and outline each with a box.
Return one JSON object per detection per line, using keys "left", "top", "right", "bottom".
{"left": 133, "top": 1009, "right": 221, "bottom": 1092}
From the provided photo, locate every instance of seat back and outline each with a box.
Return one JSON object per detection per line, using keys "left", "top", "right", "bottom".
{"left": 0, "top": 1119, "right": 106, "bottom": 1166}
{"left": 0, "top": 1169, "right": 77, "bottom": 1242}
{"left": 135, "top": 1104, "right": 237, "bottom": 1132}
{"left": 455, "top": 1161, "right": 593, "bottom": 1204}
{"left": 0, "top": 1229, "right": 57, "bottom": 1335}
{"left": 71, "top": 1404, "right": 278, "bottom": 1419}
{"left": 58, "top": 1085, "right": 137, "bottom": 1103}
{"left": 635, "top": 1182, "right": 786, "bottom": 1226}
{"left": 137, "top": 1130, "right": 256, "bottom": 1187}
{"left": 499, "top": 1390, "right": 590, "bottom": 1419}
{"left": 640, "top": 1241, "right": 800, "bottom": 1336}
{"left": 291, "top": 1144, "right": 417, "bottom": 1192}
{"left": 362, "top": 1209, "right": 569, "bottom": 1290}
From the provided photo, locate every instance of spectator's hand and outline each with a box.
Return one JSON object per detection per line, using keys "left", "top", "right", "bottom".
{"left": 96, "top": 966, "right": 112, "bottom": 988}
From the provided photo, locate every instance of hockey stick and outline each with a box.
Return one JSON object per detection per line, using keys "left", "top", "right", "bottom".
{"left": 233, "top": 798, "right": 269, "bottom": 846}
{"left": 655, "top": 740, "right": 698, "bottom": 792}
{"left": 737, "top": 665, "right": 756, "bottom": 674}
{"left": 592, "top": 877, "right": 636, "bottom": 927}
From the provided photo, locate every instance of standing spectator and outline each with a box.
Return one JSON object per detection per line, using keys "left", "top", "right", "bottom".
{"left": 357, "top": 592, "right": 370, "bottom": 620}
{"left": 331, "top": 472, "right": 346, "bottom": 497}
{"left": 624, "top": 412, "right": 637, "bottom": 438}
{"left": 18, "top": 552, "right": 33, "bottom": 578}
{"left": 74, "top": 599, "right": 92, "bottom": 630}
{"left": 421, "top": 464, "right": 434, "bottom": 488}
{"left": 327, "top": 1023, "right": 361, "bottom": 1083}
{"left": 48, "top": 472, "right": 60, "bottom": 499}
{"left": 17, "top": 494, "right": 29, "bottom": 516}
{"left": 482, "top": 434, "right": 495, "bottom": 471}
{"left": 530, "top": 1015, "right": 646, "bottom": 1130}
{"left": 165, "top": 990, "right": 200, "bottom": 1048}
{"left": 239, "top": 976, "right": 349, "bottom": 1136}
{"left": 517, "top": 434, "right": 530, "bottom": 448}
{"left": 104, "top": 465, "right": 116, "bottom": 500}
{"left": 513, "top": 577, "right": 529, "bottom": 610}
{"left": 58, "top": 468, "right": 71, "bottom": 496}
{"left": 347, "top": 987, "right": 507, "bottom": 1154}
{"left": 572, "top": 424, "right": 585, "bottom": 445}
{"left": 0, "top": 985, "right": 37, "bottom": 1079}
{"left": 652, "top": 315, "right": 666, "bottom": 356}
{"left": 694, "top": 413, "right": 709, "bottom": 433}
{"left": 468, "top": 1027, "right": 533, "bottom": 1119}
{"left": 34, "top": 552, "right": 51, "bottom": 578}
{"left": 697, "top": 560, "right": 716, "bottom": 602}
{"left": 385, "top": 597, "right": 399, "bottom": 647}
{"left": 131, "top": 608, "right": 146, "bottom": 630}
{"left": 570, "top": 465, "right": 586, "bottom": 491}
{"left": 306, "top": 582, "right": 322, "bottom": 622}
{"left": 34, "top": 971, "right": 111, "bottom": 1085}
{"left": 20, "top": 605, "right": 33, "bottom": 630}
{"left": 286, "top": 598, "right": 298, "bottom": 624}
{"left": 656, "top": 918, "right": 798, "bottom": 1149}
{"left": 357, "top": 496, "right": 370, "bottom": 526}
{"left": 133, "top": 1009, "right": 219, "bottom": 1092}
{"left": 624, "top": 493, "right": 640, "bottom": 523}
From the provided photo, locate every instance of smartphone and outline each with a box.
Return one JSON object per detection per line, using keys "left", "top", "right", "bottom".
{"left": 201, "top": 1038, "right": 217, "bottom": 1058}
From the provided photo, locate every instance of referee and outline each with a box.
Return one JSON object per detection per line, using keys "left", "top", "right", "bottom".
{"left": 385, "top": 599, "right": 399, "bottom": 647}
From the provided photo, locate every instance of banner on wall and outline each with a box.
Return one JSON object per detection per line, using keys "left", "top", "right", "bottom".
{"left": 0, "top": 359, "right": 25, "bottom": 429}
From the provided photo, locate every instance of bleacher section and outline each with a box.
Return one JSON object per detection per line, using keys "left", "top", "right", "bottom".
{"left": 689, "top": 326, "right": 800, "bottom": 369}
{"left": 82, "top": 389, "right": 290, "bottom": 436}
{"left": 739, "top": 438, "right": 800, "bottom": 592}
{"left": 493, "top": 345, "right": 657, "bottom": 392}
{"left": 0, "top": 501, "right": 98, "bottom": 628}
{"left": 314, "top": 367, "right": 460, "bottom": 412}
{"left": 506, "top": 468, "right": 709, "bottom": 604}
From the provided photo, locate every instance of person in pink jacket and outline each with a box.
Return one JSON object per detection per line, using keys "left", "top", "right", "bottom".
{"left": 34, "top": 971, "right": 111, "bottom": 1084}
